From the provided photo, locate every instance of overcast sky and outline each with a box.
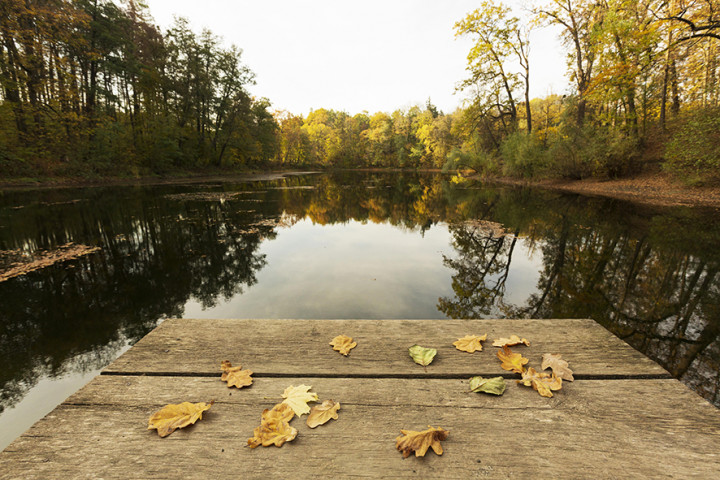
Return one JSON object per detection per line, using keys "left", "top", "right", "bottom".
{"left": 143, "top": 0, "right": 570, "bottom": 115}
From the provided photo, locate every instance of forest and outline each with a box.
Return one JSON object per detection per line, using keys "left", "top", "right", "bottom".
{"left": 1, "top": 0, "right": 719, "bottom": 183}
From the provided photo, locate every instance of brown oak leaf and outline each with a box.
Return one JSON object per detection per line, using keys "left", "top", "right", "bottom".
{"left": 330, "top": 335, "right": 357, "bottom": 356}
{"left": 492, "top": 334, "right": 530, "bottom": 347}
{"left": 497, "top": 345, "right": 528, "bottom": 374}
{"left": 306, "top": 400, "right": 340, "bottom": 428}
{"left": 396, "top": 426, "right": 449, "bottom": 458}
{"left": 519, "top": 367, "right": 563, "bottom": 398}
{"left": 247, "top": 403, "right": 298, "bottom": 448}
{"left": 453, "top": 334, "right": 488, "bottom": 353}
{"left": 147, "top": 401, "right": 213, "bottom": 438}
{"left": 220, "top": 360, "right": 253, "bottom": 388}
{"left": 541, "top": 353, "right": 574, "bottom": 381}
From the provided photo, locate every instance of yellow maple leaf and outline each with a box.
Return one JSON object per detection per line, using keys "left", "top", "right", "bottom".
{"left": 281, "top": 384, "right": 318, "bottom": 417}
{"left": 541, "top": 353, "right": 574, "bottom": 381}
{"left": 220, "top": 360, "right": 253, "bottom": 388}
{"left": 147, "top": 401, "right": 213, "bottom": 438}
{"left": 497, "top": 345, "right": 528, "bottom": 374}
{"left": 247, "top": 403, "right": 298, "bottom": 448}
{"left": 306, "top": 400, "right": 341, "bottom": 428}
{"left": 492, "top": 334, "right": 530, "bottom": 347}
{"left": 395, "top": 426, "right": 449, "bottom": 458}
{"left": 519, "top": 367, "right": 563, "bottom": 397}
{"left": 330, "top": 335, "right": 357, "bottom": 356}
{"left": 453, "top": 334, "right": 488, "bottom": 353}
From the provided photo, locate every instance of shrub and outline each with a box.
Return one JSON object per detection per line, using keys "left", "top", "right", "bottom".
{"left": 500, "top": 132, "right": 547, "bottom": 178}
{"left": 664, "top": 108, "right": 720, "bottom": 185}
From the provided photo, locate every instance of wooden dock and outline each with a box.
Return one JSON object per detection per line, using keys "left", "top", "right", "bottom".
{"left": 2, "top": 318, "right": 720, "bottom": 478}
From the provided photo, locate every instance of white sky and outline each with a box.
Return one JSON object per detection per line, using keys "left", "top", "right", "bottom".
{"left": 143, "top": 0, "right": 570, "bottom": 115}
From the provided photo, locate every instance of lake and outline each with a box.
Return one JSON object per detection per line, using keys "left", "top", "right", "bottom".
{"left": 1, "top": 171, "right": 719, "bottom": 450}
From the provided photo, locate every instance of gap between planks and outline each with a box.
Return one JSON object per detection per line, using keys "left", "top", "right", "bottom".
{"left": 100, "top": 371, "right": 672, "bottom": 380}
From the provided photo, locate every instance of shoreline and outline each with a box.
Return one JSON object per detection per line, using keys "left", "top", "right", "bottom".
{"left": 481, "top": 173, "right": 720, "bottom": 209}
{"left": 3, "top": 169, "right": 719, "bottom": 209}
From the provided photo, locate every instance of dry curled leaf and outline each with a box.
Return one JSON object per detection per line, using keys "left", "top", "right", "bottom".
{"left": 306, "top": 400, "right": 341, "bottom": 428}
{"left": 541, "top": 353, "right": 574, "bottom": 381}
{"left": 492, "top": 335, "right": 530, "bottom": 347}
{"left": 519, "top": 367, "right": 563, "bottom": 398}
{"left": 281, "top": 384, "right": 318, "bottom": 417}
{"left": 220, "top": 360, "right": 253, "bottom": 388}
{"left": 469, "top": 376, "right": 506, "bottom": 395}
{"left": 330, "top": 335, "right": 357, "bottom": 356}
{"left": 453, "top": 334, "right": 488, "bottom": 353}
{"left": 408, "top": 345, "right": 437, "bottom": 367}
{"left": 497, "top": 345, "right": 528, "bottom": 374}
{"left": 395, "top": 426, "right": 449, "bottom": 458}
{"left": 248, "top": 403, "right": 298, "bottom": 448}
{"left": 147, "top": 401, "right": 213, "bottom": 438}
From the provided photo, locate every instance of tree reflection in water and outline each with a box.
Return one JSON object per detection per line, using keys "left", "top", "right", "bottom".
{"left": 436, "top": 188, "right": 720, "bottom": 406}
{"left": 0, "top": 172, "right": 718, "bottom": 418}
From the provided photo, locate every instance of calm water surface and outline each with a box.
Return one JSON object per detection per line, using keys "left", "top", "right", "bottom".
{"left": 1, "top": 172, "right": 719, "bottom": 449}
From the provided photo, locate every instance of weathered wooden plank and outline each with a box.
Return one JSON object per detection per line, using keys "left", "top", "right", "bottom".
{"left": 2, "top": 376, "right": 718, "bottom": 479}
{"left": 103, "top": 318, "right": 668, "bottom": 377}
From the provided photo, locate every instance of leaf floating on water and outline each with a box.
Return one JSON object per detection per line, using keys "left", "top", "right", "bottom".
{"left": 469, "top": 376, "right": 506, "bottom": 395}
{"left": 247, "top": 403, "right": 298, "bottom": 448}
{"left": 453, "top": 334, "right": 488, "bottom": 353}
{"left": 409, "top": 345, "right": 437, "bottom": 367}
{"left": 541, "top": 353, "right": 574, "bottom": 381}
{"left": 220, "top": 360, "right": 253, "bottom": 388}
{"left": 519, "top": 367, "right": 563, "bottom": 398}
{"left": 148, "top": 401, "right": 213, "bottom": 438}
{"left": 395, "top": 426, "right": 449, "bottom": 458}
{"left": 492, "top": 335, "right": 530, "bottom": 347}
{"left": 330, "top": 335, "right": 357, "bottom": 356}
{"left": 281, "top": 385, "right": 318, "bottom": 417}
{"left": 306, "top": 400, "right": 341, "bottom": 428}
{"left": 497, "top": 345, "right": 528, "bottom": 374}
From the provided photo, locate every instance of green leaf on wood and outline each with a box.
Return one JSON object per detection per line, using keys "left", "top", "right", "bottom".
{"left": 409, "top": 345, "right": 437, "bottom": 367}
{"left": 469, "top": 376, "right": 506, "bottom": 395}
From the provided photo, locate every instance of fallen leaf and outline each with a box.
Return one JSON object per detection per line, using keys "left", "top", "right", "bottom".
{"left": 541, "top": 353, "right": 574, "bottom": 381}
{"left": 281, "top": 385, "right": 318, "bottom": 417}
{"left": 409, "top": 345, "right": 437, "bottom": 367}
{"left": 330, "top": 335, "right": 357, "bottom": 356}
{"left": 248, "top": 403, "right": 298, "bottom": 448}
{"left": 306, "top": 400, "right": 341, "bottom": 428}
{"left": 148, "top": 401, "right": 213, "bottom": 438}
{"left": 469, "top": 376, "right": 506, "bottom": 395}
{"left": 453, "top": 334, "right": 488, "bottom": 353}
{"left": 220, "top": 360, "right": 253, "bottom": 388}
{"left": 497, "top": 345, "right": 528, "bottom": 374}
{"left": 395, "top": 426, "right": 449, "bottom": 458}
{"left": 492, "top": 335, "right": 530, "bottom": 347}
{"left": 519, "top": 367, "right": 563, "bottom": 398}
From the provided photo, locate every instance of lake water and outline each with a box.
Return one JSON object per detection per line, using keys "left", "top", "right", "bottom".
{"left": 1, "top": 171, "right": 719, "bottom": 449}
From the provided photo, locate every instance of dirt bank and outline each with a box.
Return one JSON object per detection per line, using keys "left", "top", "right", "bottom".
{"left": 486, "top": 173, "right": 720, "bottom": 209}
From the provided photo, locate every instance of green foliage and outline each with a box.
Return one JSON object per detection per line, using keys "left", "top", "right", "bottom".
{"left": 500, "top": 132, "right": 547, "bottom": 178}
{"left": 664, "top": 109, "right": 720, "bottom": 185}
{"left": 545, "top": 126, "right": 640, "bottom": 179}
{"left": 0, "top": 2, "right": 278, "bottom": 179}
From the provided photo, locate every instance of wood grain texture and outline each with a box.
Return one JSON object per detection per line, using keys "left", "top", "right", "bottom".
{"left": 102, "top": 318, "right": 668, "bottom": 377}
{"left": 1, "top": 376, "right": 718, "bottom": 479}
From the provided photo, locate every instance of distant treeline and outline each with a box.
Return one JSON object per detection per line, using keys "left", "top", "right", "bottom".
{"left": 274, "top": 1, "right": 720, "bottom": 184}
{"left": 1, "top": 1, "right": 720, "bottom": 183}
{"left": 0, "top": 0, "right": 277, "bottom": 177}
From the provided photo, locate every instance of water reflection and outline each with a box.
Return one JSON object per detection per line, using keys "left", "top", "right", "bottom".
{"left": 0, "top": 172, "right": 718, "bottom": 435}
